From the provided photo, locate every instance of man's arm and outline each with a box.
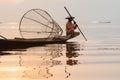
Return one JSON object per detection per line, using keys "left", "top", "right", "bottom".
{"left": 73, "top": 21, "right": 77, "bottom": 29}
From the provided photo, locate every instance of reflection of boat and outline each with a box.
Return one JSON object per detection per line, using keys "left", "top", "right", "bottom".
{"left": 0, "top": 9, "right": 79, "bottom": 48}
{"left": 0, "top": 42, "right": 82, "bottom": 79}
{"left": 0, "top": 44, "right": 63, "bottom": 79}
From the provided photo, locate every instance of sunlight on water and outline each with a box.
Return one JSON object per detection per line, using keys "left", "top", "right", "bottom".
{"left": 0, "top": 23, "right": 120, "bottom": 80}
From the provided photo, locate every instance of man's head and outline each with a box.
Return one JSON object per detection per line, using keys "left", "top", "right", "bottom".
{"left": 65, "top": 16, "right": 75, "bottom": 21}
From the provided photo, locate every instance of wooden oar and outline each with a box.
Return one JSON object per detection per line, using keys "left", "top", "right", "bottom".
{"left": 64, "top": 6, "right": 87, "bottom": 41}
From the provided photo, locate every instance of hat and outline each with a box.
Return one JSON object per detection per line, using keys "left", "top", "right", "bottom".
{"left": 65, "top": 16, "right": 75, "bottom": 19}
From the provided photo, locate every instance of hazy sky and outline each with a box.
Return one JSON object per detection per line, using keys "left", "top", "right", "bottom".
{"left": 0, "top": 0, "right": 120, "bottom": 23}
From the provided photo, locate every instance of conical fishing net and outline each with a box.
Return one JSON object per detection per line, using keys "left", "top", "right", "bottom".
{"left": 19, "top": 9, "right": 63, "bottom": 40}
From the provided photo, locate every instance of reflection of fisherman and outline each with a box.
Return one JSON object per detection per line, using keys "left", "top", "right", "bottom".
{"left": 65, "top": 16, "right": 80, "bottom": 38}
{"left": 67, "top": 59, "right": 78, "bottom": 66}
{"left": 66, "top": 43, "right": 79, "bottom": 58}
{"left": 66, "top": 43, "right": 79, "bottom": 66}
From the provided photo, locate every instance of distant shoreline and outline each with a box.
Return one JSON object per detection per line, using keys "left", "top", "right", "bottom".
{"left": 99, "top": 21, "right": 111, "bottom": 24}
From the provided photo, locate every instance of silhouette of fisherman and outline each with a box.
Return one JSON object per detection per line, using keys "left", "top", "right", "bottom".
{"left": 65, "top": 16, "right": 80, "bottom": 38}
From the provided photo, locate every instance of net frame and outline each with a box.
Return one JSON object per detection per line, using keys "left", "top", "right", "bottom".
{"left": 19, "top": 9, "right": 63, "bottom": 40}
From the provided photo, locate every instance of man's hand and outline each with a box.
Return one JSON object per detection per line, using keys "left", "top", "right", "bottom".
{"left": 73, "top": 21, "right": 76, "bottom": 24}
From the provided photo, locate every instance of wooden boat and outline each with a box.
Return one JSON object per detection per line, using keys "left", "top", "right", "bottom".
{"left": 0, "top": 33, "right": 79, "bottom": 45}
{"left": 0, "top": 36, "right": 67, "bottom": 45}
{"left": 0, "top": 35, "right": 79, "bottom": 51}
{"left": 0, "top": 9, "right": 79, "bottom": 50}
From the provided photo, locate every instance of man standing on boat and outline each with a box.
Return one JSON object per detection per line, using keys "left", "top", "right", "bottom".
{"left": 66, "top": 16, "right": 80, "bottom": 38}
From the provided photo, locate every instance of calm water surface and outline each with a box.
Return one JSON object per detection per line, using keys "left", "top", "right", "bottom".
{"left": 0, "top": 23, "right": 120, "bottom": 80}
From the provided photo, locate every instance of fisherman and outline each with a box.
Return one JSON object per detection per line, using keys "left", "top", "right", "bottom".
{"left": 65, "top": 16, "right": 80, "bottom": 38}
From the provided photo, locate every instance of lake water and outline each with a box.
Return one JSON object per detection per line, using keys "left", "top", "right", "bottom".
{"left": 0, "top": 23, "right": 120, "bottom": 80}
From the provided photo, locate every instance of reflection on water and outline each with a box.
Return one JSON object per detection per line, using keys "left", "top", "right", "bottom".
{"left": 66, "top": 43, "right": 80, "bottom": 66}
{"left": 1, "top": 41, "right": 120, "bottom": 80}
{"left": 0, "top": 42, "right": 81, "bottom": 80}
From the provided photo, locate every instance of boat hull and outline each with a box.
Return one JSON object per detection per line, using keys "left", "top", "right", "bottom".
{"left": 0, "top": 37, "right": 67, "bottom": 50}
{"left": 0, "top": 34, "right": 79, "bottom": 50}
